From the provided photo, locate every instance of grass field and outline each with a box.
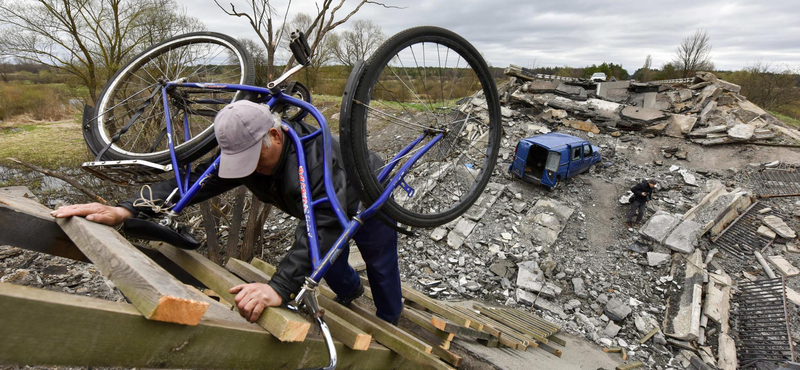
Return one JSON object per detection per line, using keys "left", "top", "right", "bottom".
{"left": 772, "top": 111, "right": 800, "bottom": 129}
{"left": 0, "top": 117, "right": 90, "bottom": 169}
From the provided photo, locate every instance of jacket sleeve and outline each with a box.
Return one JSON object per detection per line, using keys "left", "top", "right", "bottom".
{"left": 267, "top": 163, "right": 347, "bottom": 304}
{"left": 116, "top": 156, "right": 241, "bottom": 218}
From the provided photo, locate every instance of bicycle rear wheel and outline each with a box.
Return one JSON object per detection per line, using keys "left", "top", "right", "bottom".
{"left": 88, "top": 32, "right": 254, "bottom": 164}
{"left": 342, "top": 26, "right": 502, "bottom": 228}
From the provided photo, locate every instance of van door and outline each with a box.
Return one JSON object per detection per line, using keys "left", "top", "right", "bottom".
{"left": 541, "top": 151, "right": 561, "bottom": 187}
{"left": 581, "top": 143, "right": 593, "bottom": 172}
{"left": 568, "top": 145, "right": 583, "bottom": 177}
{"left": 510, "top": 142, "right": 527, "bottom": 177}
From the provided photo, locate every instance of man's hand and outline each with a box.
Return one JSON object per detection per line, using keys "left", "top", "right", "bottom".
{"left": 230, "top": 283, "right": 283, "bottom": 322}
{"left": 641, "top": 192, "right": 647, "bottom": 196}
{"left": 51, "top": 203, "right": 133, "bottom": 226}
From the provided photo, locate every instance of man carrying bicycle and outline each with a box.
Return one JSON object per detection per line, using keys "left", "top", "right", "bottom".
{"left": 53, "top": 100, "right": 403, "bottom": 325}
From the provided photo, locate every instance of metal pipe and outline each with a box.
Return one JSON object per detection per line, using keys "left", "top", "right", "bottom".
{"left": 755, "top": 251, "right": 778, "bottom": 279}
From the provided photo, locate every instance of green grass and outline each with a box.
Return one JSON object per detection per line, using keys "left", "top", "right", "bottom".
{"left": 771, "top": 111, "right": 800, "bottom": 129}
{"left": 0, "top": 119, "right": 90, "bottom": 169}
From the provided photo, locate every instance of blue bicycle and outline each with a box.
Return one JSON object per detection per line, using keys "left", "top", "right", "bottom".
{"left": 81, "top": 26, "right": 501, "bottom": 369}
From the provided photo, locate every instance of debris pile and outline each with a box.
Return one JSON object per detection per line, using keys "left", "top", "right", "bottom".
{"left": 503, "top": 65, "right": 800, "bottom": 145}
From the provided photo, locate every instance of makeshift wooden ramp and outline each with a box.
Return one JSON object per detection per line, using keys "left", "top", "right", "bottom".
{"left": 0, "top": 186, "right": 567, "bottom": 369}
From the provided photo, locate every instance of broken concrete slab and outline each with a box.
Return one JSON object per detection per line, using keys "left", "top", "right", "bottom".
{"left": 717, "top": 333, "right": 737, "bottom": 370}
{"left": 563, "top": 119, "right": 600, "bottom": 134}
{"left": 516, "top": 289, "right": 567, "bottom": 318}
{"left": 698, "top": 101, "right": 717, "bottom": 124}
{"left": 727, "top": 123, "right": 756, "bottom": 141}
{"left": 664, "top": 114, "right": 698, "bottom": 137}
{"left": 447, "top": 231, "right": 465, "bottom": 249}
{"left": 647, "top": 252, "right": 671, "bottom": 266}
{"left": 572, "top": 277, "right": 588, "bottom": 298}
{"left": 766, "top": 255, "right": 799, "bottom": 277}
{"left": 604, "top": 298, "right": 632, "bottom": 322}
{"left": 602, "top": 322, "right": 621, "bottom": 338}
{"left": 679, "top": 170, "right": 698, "bottom": 187}
{"left": 695, "top": 85, "right": 721, "bottom": 109}
{"left": 668, "top": 249, "right": 704, "bottom": 342}
{"left": 555, "top": 83, "right": 588, "bottom": 100}
{"left": 524, "top": 80, "right": 561, "bottom": 93}
{"left": 620, "top": 106, "right": 667, "bottom": 123}
{"left": 763, "top": 215, "right": 797, "bottom": 239}
{"left": 453, "top": 218, "right": 477, "bottom": 238}
{"left": 756, "top": 225, "right": 777, "bottom": 239}
{"left": 717, "top": 79, "right": 741, "bottom": 93}
{"left": 640, "top": 211, "right": 682, "bottom": 244}
{"left": 664, "top": 220, "right": 703, "bottom": 254}
{"left": 596, "top": 81, "right": 631, "bottom": 102}
{"left": 430, "top": 227, "right": 447, "bottom": 241}
{"left": 737, "top": 99, "right": 767, "bottom": 117}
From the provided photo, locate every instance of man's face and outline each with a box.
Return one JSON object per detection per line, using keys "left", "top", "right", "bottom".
{"left": 649, "top": 182, "right": 655, "bottom": 188}
{"left": 254, "top": 127, "right": 283, "bottom": 175}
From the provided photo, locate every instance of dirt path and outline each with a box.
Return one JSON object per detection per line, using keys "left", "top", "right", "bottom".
{"left": 627, "top": 136, "right": 800, "bottom": 170}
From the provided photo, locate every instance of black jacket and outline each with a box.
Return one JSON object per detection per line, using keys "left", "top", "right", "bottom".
{"left": 118, "top": 120, "right": 382, "bottom": 304}
{"left": 630, "top": 180, "right": 654, "bottom": 202}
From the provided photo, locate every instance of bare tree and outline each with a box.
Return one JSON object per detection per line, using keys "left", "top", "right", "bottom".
{"left": 672, "top": 29, "right": 713, "bottom": 78}
{"left": 0, "top": 0, "right": 203, "bottom": 102}
{"left": 215, "top": 0, "right": 399, "bottom": 80}
{"left": 0, "top": 55, "right": 10, "bottom": 83}
{"left": 237, "top": 37, "right": 271, "bottom": 86}
{"left": 331, "top": 19, "right": 384, "bottom": 68}
{"left": 640, "top": 54, "right": 653, "bottom": 82}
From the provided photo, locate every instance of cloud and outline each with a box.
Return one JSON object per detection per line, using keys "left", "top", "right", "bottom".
{"left": 183, "top": 0, "right": 800, "bottom": 73}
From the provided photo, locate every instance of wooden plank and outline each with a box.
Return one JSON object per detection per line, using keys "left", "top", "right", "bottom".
{"left": 0, "top": 282, "right": 417, "bottom": 370}
{"left": 152, "top": 243, "right": 310, "bottom": 341}
{"left": 251, "top": 258, "right": 433, "bottom": 354}
{"left": 402, "top": 307, "right": 456, "bottom": 342}
{"left": 448, "top": 305, "right": 525, "bottom": 349}
{"left": 497, "top": 307, "right": 561, "bottom": 335}
{"left": 473, "top": 304, "right": 549, "bottom": 344}
{"left": 0, "top": 187, "right": 88, "bottom": 262}
{"left": 0, "top": 188, "right": 205, "bottom": 287}
{"left": 225, "top": 258, "right": 372, "bottom": 351}
{"left": 250, "top": 259, "right": 453, "bottom": 370}
{"left": 54, "top": 210, "right": 209, "bottom": 326}
{"left": 401, "top": 284, "right": 471, "bottom": 328}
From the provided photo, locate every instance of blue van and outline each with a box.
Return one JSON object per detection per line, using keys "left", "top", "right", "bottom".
{"left": 509, "top": 133, "right": 601, "bottom": 190}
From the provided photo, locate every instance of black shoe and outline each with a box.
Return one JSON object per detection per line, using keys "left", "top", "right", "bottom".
{"left": 390, "top": 317, "right": 399, "bottom": 326}
{"left": 334, "top": 283, "right": 364, "bottom": 307}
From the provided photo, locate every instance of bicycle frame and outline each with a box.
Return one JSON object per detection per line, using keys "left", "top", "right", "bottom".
{"left": 158, "top": 81, "right": 442, "bottom": 294}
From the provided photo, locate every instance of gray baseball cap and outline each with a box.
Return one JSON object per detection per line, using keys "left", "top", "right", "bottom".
{"left": 214, "top": 100, "right": 275, "bottom": 178}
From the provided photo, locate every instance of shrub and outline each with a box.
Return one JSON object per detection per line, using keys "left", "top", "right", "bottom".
{"left": 0, "top": 83, "right": 76, "bottom": 120}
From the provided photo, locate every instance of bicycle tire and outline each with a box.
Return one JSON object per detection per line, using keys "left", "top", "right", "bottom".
{"left": 342, "top": 26, "right": 502, "bottom": 228}
{"left": 281, "top": 81, "right": 312, "bottom": 122}
{"left": 87, "top": 32, "right": 255, "bottom": 164}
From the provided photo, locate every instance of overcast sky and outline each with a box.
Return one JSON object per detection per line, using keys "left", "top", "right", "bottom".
{"left": 184, "top": 0, "right": 800, "bottom": 74}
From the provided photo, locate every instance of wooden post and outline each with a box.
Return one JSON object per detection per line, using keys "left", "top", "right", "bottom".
{"left": 55, "top": 212, "right": 209, "bottom": 326}
{"left": 0, "top": 282, "right": 417, "bottom": 370}
{"left": 225, "top": 187, "right": 247, "bottom": 259}
{"left": 199, "top": 200, "right": 222, "bottom": 264}
{"left": 152, "top": 243, "right": 310, "bottom": 342}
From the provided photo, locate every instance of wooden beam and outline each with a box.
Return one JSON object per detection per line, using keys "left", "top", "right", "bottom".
{"left": 0, "top": 187, "right": 205, "bottom": 287}
{"left": 473, "top": 304, "right": 550, "bottom": 344}
{"left": 54, "top": 209, "right": 209, "bottom": 326}
{"left": 0, "top": 282, "right": 416, "bottom": 370}
{"left": 402, "top": 307, "right": 455, "bottom": 342}
{"left": 225, "top": 258, "right": 372, "bottom": 351}
{"left": 400, "top": 284, "right": 472, "bottom": 328}
{"left": 152, "top": 243, "right": 310, "bottom": 341}
{"left": 249, "top": 259, "right": 454, "bottom": 370}
{"left": 448, "top": 305, "right": 529, "bottom": 350}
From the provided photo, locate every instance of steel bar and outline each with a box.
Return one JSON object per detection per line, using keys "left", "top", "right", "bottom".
{"left": 734, "top": 277, "right": 795, "bottom": 366}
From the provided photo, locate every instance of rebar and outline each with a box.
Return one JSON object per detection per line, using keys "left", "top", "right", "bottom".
{"left": 733, "top": 277, "right": 795, "bottom": 368}
{"left": 712, "top": 201, "right": 782, "bottom": 260}
{"left": 748, "top": 163, "right": 800, "bottom": 198}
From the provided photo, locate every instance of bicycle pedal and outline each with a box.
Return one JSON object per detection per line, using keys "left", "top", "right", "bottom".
{"left": 398, "top": 178, "right": 415, "bottom": 198}
{"left": 82, "top": 160, "right": 172, "bottom": 185}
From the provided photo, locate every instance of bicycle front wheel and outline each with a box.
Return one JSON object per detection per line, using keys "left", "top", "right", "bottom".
{"left": 88, "top": 32, "right": 254, "bottom": 164}
{"left": 342, "top": 26, "right": 502, "bottom": 228}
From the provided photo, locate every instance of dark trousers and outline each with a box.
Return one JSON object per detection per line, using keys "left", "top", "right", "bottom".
{"left": 322, "top": 216, "right": 402, "bottom": 323}
{"left": 627, "top": 200, "right": 646, "bottom": 223}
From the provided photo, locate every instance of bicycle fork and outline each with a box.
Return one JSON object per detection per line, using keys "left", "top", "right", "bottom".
{"left": 294, "top": 278, "right": 337, "bottom": 370}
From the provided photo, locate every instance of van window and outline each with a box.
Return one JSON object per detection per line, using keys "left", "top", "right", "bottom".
{"left": 572, "top": 147, "right": 581, "bottom": 161}
{"left": 545, "top": 151, "right": 560, "bottom": 171}
{"left": 583, "top": 144, "right": 591, "bottom": 155}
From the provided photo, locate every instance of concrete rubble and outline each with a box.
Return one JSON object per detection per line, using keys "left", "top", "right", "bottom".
{"left": 504, "top": 64, "right": 800, "bottom": 145}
